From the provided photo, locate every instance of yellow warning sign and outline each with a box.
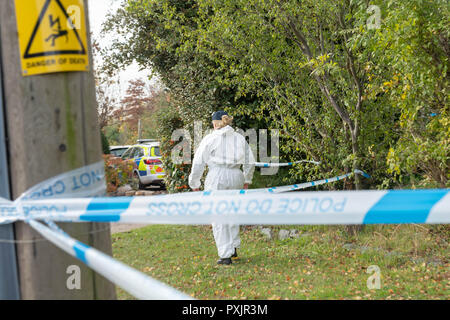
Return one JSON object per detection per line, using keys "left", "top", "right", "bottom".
{"left": 14, "top": 0, "right": 89, "bottom": 76}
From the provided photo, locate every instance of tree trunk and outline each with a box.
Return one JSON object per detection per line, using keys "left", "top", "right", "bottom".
{"left": 346, "top": 128, "right": 363, "bottom": 235}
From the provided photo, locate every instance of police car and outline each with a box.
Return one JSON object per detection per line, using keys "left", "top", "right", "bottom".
{"left": 121, "top": 140, "right": 165, "bottom": 189}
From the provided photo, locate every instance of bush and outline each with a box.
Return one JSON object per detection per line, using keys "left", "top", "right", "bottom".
{"left": 155, "top": 105, "right": 192, "bottom": 193}
{"left": 101, "top": 130, "right": 110, "bottom": 154}
{"left": 103, "top": 154, "right": 134, "bottom": 193}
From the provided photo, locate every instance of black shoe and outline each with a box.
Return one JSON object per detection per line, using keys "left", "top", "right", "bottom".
{"left": 217, "top": 258, "right": 232, "bottom": 265}
{"left": 231, "top": 248, "right": 238, "bottom": 259}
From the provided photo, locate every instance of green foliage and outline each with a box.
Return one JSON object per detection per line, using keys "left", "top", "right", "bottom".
{"left": 101, "top": 0, "right": 449, "bottom": 191}
{"left": 103, "top": 154, "right": 134, "bottom": 193}
{"left": 190, "top": 0, "right": 398, "bottom": 188}
{"left": 362, "top": 0, "right": 449, "bottom": 188}
{"left": 155, "top": 105, "right": 191, "bottom": 193}
{"left": 104, "top": 122, "right": 128, "bottom": 146}
{"left": 140, "top": 92, "right": 170, "bottom": 139}
{"left": 101, "top": 130, "right": 111, "bottom": 154}
{"left": 102, "top": 0, "right": 267, "bottom": 191}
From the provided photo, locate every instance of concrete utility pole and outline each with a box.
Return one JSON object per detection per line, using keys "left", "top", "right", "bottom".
{"left": 0, "top": 40, "right": 20, "bottom": 300}
{"left": 0, "top": 1, "right": 116, "bottom": 299}
{"left": 138, "top": 119, "right": 142, "bottom": 141}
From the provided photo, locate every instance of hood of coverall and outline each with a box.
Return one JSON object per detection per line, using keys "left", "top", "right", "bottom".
{"left": 212, "top": 125, "right": 234, "bottom": 136}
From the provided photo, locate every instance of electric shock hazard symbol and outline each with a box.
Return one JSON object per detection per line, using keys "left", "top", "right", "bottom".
{"left": 14, "top": 0, "right": 89, "bottom": 76}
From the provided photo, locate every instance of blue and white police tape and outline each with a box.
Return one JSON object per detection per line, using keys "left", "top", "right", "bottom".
{"left": 255, "top": 160, "right": 320, "bottom": 167}
{"left": 8, "top": 188, "right": 450, "bottom": 225}
{"left": 0, "top": 161, "right": 107, "bottom": 224}
{"left": 262, "top": 169, "right": 371, "bottom": 193}
{"left": 1, "top": 161, "right": 194, "bottom": 300}
{"left": 27, "top": 219, "right": 192, "bottom": 300}
{"left": 0, "top": 197, "right": 16, "bottom": 224}
{"left": 0, "top": 168, "right": 369, "bottom": 223}
{"left": 15, "top": 161, "right": 107, "bottom": 202}
{"left": 183, "top": 169, "right": 370, "bottom": 196}
{"left": 254, "top": 169, "right": 369, "bottom": 194}
{"left": 1, "top": 161, "right": 449, "bottom": 301}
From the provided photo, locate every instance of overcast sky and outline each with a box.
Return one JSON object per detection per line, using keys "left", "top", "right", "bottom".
{"left": 87, "top": 0, "right": 154, "bottom": 98}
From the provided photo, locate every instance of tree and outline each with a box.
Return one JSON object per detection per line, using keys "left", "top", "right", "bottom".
{"left": 93, "top": 38, "right": 120, "bottom": 130}
{"left": 190, "top": 0, "right": 398, "bottom": 190}
{"left": 101, "top": 0, "right": 262, "bottom": 129}
{"left": 107, "top": 79, "right": 161, "bottom": 144}
{"left": 113, "top": 79, "right": 155, "bottom": 129}
{"left": 100, "top": 0, "right": 448, "bottom": 192}
{"left": 101, "top": 130, "right": 111, "bottom": 154}
{"left": 362, "top": 0, "right": 449, "bottom": 188}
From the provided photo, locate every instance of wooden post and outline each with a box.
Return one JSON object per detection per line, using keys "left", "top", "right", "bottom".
{"left": 0, "top": 1, "right": 116, "bottom": 299}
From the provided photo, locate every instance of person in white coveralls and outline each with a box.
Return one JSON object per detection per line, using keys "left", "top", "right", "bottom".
{"left": 188, "top": 111, "right": 255, "bottom": 265}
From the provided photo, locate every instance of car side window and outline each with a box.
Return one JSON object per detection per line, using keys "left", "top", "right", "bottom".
{"left": 153, "top": 146, "right": 161, "bottom": 157}
{"left": 136, "top": 147, "right": 145, "bottom": 158}
{"left": 130, "top": 148, "right": 140, "bottom": 159}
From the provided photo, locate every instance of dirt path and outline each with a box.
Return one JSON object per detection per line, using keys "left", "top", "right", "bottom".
{"left": 110, "top": 223, "right": 152, "bottom": 234}
{"left": 109, "top": 187, "right": 168, "bottom": 234}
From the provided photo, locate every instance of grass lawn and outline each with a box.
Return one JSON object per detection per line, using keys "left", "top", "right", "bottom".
{"left": 111, "top": 224, "right": 449, "bottom": 300}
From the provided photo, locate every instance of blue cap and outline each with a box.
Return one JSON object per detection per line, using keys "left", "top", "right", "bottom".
{"left": 212, "top": 110, "right": 228, "bottom": 121}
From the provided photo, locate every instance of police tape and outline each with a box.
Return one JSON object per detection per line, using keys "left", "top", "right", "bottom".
{"left": 0, "top": 168, "right": 369, "bottom": 222}
{"left": 255, "top": 160, "right": 320, "bottom": 167}
{"left": 3, "top": 188, "right": 448, "bottom": 225}
{"left": 0, "top": 161, "right": 193, "bottom": 300}
{"left": 17, "top": 161, "right": 107, "bottom": 201}
{"left": 1, "top": 168, "right": 449, "bottom": 225}
{"left": 169, "top": 169, "right": 370, "bottom": 197}
{"left": 1, "top": 162, "right": 449, "bottom": 301}
{"left": 0, "top": 161, "right": 107, "bottom": 224}
{"left": 253, "top": 169, "right": 370, "bottom": 194}
{"left": 27, "top": 219, "right": 192, "bottom": 300}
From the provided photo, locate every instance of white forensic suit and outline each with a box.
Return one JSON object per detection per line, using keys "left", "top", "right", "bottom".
{"left": 188, "top": 125, "right": 255, "bottom": 259}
